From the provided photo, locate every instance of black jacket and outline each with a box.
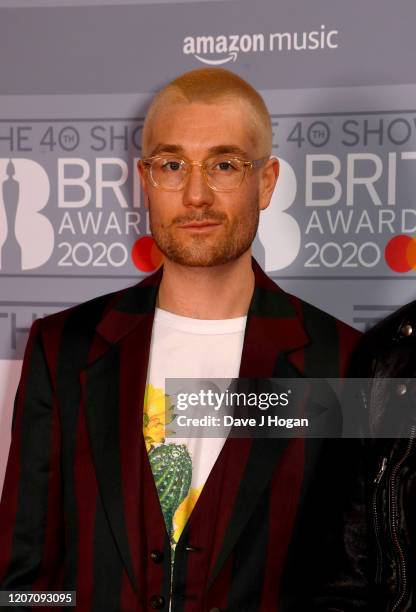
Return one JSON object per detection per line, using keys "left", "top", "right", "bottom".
{"left": 352, "top": 300, "right": 416, "bottom": 612}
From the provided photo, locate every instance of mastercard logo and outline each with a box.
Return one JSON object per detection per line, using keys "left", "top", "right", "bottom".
{"left": 385, "top": 235, "right": 416, "bottom": 273}
{"left": 131, "top": 236, "right": 164, "bottom": 272}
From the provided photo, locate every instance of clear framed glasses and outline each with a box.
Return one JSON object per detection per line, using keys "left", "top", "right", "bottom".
{"left": 140, "top": 154, "right": 269, "bottom": 192}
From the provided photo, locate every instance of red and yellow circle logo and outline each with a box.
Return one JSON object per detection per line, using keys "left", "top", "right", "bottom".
{"left": 385, "top": 235, "right": 416, "bottom": 273}
{"left": 131, "top": 236, "right": 164, "bottom": 272}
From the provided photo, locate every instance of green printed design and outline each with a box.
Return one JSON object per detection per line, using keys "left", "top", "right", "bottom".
{"left": 149, "top": 443, "right": 192, "bottom": 540}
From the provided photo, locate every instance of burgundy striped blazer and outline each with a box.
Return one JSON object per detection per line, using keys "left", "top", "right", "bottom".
{"left": 0, "top": 259, "right": 361, "bottom": 611}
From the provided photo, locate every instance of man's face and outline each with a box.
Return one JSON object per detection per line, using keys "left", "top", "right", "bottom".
{"left": 139, "top": 99, "right": 278, "bottom": 267}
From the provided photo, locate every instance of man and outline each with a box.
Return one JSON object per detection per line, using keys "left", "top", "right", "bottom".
{"left": 0, "top": 68, "right": 363, "bottom": 611}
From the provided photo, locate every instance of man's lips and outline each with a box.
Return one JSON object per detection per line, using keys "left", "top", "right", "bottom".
{"left": 179, "top": 220, "right": 222, "bottom": 229}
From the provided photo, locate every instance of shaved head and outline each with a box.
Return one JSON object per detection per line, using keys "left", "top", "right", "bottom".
{"left": 142, "top": 68, "right": 272, "bottom": 157}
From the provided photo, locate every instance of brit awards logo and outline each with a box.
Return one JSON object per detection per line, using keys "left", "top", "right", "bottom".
{"left": 255, "top": 157, "right": 300, "bottom": 272}
{"left": 0, "top": 158, "right": 54, "bottom": 271}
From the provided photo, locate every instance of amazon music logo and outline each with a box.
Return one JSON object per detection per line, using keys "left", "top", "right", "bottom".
{"left": 0, "top": 159, "right": 54, "bottom": 271}
{"left": 183, "top": 26, "right": 339, "bottom": 66}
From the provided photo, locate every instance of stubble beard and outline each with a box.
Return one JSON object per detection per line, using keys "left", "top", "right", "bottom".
{"left": 149, "top": 200, "right": 260, "bottom": 267}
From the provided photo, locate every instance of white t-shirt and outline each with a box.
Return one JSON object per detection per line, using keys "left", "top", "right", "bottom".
{"left": 143, "top": 307, "right": 246, "bottom": 548}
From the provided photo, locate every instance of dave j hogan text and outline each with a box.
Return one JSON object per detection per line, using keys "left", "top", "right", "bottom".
{"left": 175, "top": 414, "right": 309, "bottom": 429}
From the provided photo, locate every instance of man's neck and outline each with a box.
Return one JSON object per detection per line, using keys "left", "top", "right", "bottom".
{"left": 157, "top": 251, "right": 255, "bottom": 319}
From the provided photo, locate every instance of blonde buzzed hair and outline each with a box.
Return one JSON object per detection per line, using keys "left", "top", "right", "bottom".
{"left": 142, "top": 68, "right": 272, "bottom": 156}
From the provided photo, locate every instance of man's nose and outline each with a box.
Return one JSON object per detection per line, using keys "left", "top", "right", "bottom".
{"left": 182, "top": 164, "right": 214, "bottom": 208}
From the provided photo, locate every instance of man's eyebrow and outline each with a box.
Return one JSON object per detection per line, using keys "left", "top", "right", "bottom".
{"left": 207, "top": 145, "right": 249, "bottom": 158}
{"left": 147, "top": 144, "right": 250, "bottom": 158}
{"left": 148, "top": 144, "right": 184, "bottom": 156}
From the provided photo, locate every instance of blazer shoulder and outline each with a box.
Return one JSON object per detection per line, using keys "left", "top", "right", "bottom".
{"left": 288, "top": 292, "right": 361, "bottom": 345}
{"left": 37, "top": 285, "right": 129, "bottom": 341}
{"left": 282, "top": 292, "right": 361, "bottom": 377}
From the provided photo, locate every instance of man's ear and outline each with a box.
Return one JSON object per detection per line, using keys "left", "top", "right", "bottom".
{"left": 259, "top": 157, "right": 279, "bottom": 211}
{"left": 137, "top": 160, "right": 149, "bottom": 210}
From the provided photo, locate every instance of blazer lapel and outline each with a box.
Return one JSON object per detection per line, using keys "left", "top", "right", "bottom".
{"left": 206, "top": 259, "right": 311, "bottom": 588}
{"left": 239, "top": 258, "right": 309, "bottom": 378}
{"left": 81, "top": 269, "right": 165, "bottom": 599}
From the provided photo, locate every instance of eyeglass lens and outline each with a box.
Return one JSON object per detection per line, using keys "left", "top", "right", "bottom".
{"left": 149, "top": 156, "right": 245, "bottom": 190}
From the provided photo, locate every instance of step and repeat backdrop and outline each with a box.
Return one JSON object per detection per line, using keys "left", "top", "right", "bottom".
{"left": 1, "top": 0, "right": 416, "bottom": 492}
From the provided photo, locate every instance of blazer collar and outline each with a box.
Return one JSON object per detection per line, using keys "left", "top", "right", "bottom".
{"left": 239, "top": 259, "right": 309, "bottom": 377}
{"left": 94, "top": 266, "right": 162, "bottom": 347}
{"left": 94, "top": 258, "right": 310, "bottom": 368}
